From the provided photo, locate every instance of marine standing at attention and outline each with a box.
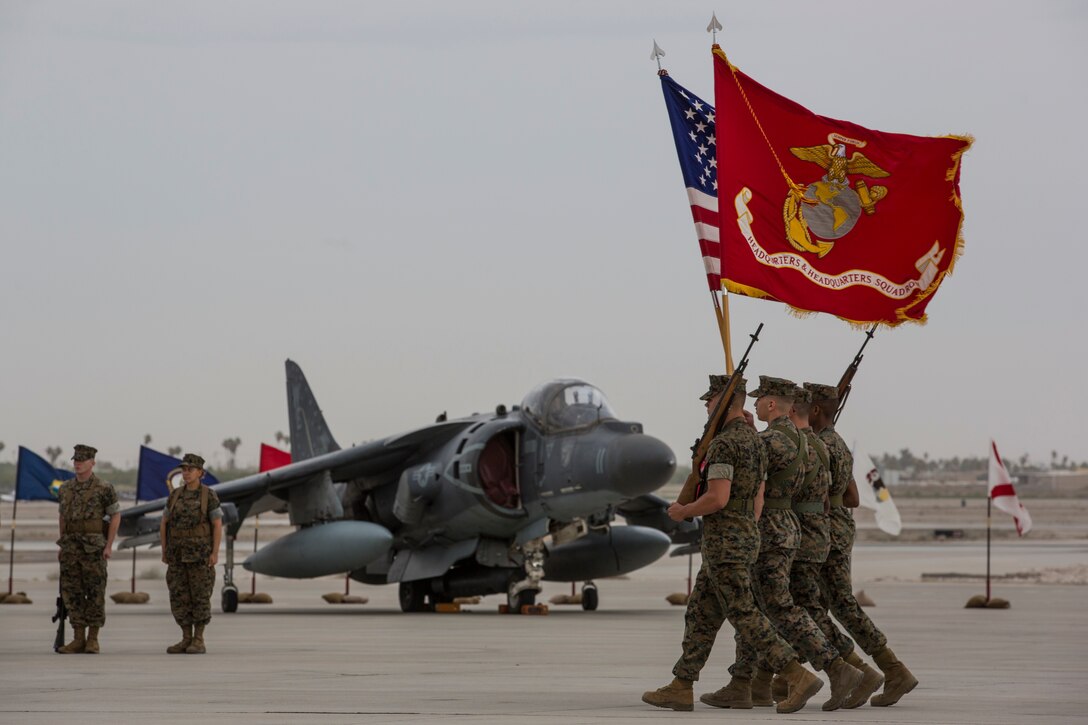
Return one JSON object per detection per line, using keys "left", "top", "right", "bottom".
{"left": 56, "top": 444, "right": 121, "bottom": 654}
{"left": 160, "top": 453, "right": 223, "bottom": 654}
{"left": 642, "top": 374, "right": 823, "bottom": 714}
{"left": 805, "top": 382, "right": 918, "bottom": 707}
{"left": 726, "top": 377, "right": 862, "bottom": 710}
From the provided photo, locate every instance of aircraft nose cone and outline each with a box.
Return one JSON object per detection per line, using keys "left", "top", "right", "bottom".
{"left": 609, "top": 434, "right": 676, "bottom": 498}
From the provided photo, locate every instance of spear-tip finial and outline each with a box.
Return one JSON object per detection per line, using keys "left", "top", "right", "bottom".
{"left": 651, "top": 39, "right": 666, "bottom": 74}
{"left": 707, "top": 13, "right": 723, "bottom": 45}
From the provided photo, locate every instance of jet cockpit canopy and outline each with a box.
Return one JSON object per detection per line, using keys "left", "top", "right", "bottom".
{"left": 521, "top": 379, "right": 617, "bottom": 433}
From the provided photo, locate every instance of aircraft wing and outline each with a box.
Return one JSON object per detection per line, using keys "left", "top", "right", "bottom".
{"left": 117, "top": 420, "right": 475, "bottom": 544}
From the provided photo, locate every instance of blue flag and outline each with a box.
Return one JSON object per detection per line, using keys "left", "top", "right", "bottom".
{"left": 136, "top": 446, "right": 219, "bottom": 501}
{"left": 15, "top": 446, "right": 76, "bottom": 502}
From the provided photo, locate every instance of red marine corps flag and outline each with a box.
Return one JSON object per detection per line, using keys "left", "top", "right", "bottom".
{"left": 713, "top": 47, "right": 971, "bottom": 326}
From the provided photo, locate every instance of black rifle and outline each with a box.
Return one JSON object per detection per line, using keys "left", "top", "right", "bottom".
{"left": 678, "top": 323, "right": 764, "bottom": 511}
{"left": 834, "top": 324, "right": 877, "bottom": 424}
{"left": 51, "top": 582, "right": 67, "bottom": 652}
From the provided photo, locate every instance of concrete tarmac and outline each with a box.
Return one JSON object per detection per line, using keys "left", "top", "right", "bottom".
{"left": 1, "top": 541, "right": 1085, "bottom": 724}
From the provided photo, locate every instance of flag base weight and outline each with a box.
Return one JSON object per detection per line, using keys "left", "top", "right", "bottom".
{"left": 965, "top": 594, "right": 1010, "bottom": 609}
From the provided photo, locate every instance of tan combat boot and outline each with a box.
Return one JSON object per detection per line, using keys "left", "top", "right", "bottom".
{"left": 776, "top": 661, "right": 824, "bottom": 714}
{"left": 185, "top": 624, "right": 206, "bottom": 654}
{"left": 84, "top": 626, "right": 100, "bottom": 654}
{"left": 772, "top": 673, "right": 789, "bottom": 703}
{"left": 641, "top": 677, "right": 694, "bottom": 711}
{"left": 57, "top": 626, "right": 86, "bottom": 654}
{"left": 167, "top": 625, "right": 193, "bottom": 654}
{"left": 750, "top": 668, "right": 775, "bottom": 707}
{"left": 821, "top": 657, "right": 864, "bottom": 711}
{"left": 699, "top": 676, "right": 753, "bottom": 709}
{"left": 870, "top": 647, "right": 918, "bottom": 706}
{"left": 842, "top": 650, "right": 884, "bottom": 709}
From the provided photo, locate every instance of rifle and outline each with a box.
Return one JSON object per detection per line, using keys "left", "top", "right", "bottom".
{"left": 833, "top": 324, "right": 877, "bottom": 424}
{"left": 677, "top": 323, "right": 764, "bottom": 509}
{"left": 51, "top": 582, "right": 67, "bottom": 652}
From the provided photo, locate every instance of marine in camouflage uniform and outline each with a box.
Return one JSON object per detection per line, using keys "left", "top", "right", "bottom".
{"left": 642, "top": 375, "right": 823, "bottom": 714}
{"left": 730, "top": 377, "right": 861, "bottom": 710}
{"left": 160, "top": 453, "right": 223, "bottom": 654}
{"left": 806, "top": 382, "right": 917, "bottom": 707}
{"left": 56, "top": 444, "right": 120, "bottom": 654}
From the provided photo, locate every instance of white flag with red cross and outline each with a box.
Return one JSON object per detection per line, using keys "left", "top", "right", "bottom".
{"left": 988, "top": 440, "right": 1032, "bottom": 536}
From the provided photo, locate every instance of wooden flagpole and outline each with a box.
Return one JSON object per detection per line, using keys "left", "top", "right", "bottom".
{"left": 712, "top": 291, "right": 735, "bottom": 373}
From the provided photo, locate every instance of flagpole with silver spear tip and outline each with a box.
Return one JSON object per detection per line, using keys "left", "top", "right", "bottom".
{"left": 706, "top": 13, "right": 733, "bottom": 371}
{"left": 652, "top": 35, "right": 733, "bottom": 372}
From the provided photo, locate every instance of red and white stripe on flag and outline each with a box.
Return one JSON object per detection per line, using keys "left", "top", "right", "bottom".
{"left": 988, "top": 440, "right": 1032, "bottom": 536}
{"left": 688, "top": 187, "right": 721, "bottom": 289}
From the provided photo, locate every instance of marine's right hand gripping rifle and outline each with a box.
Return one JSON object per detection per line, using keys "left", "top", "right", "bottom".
{"left": 676, "top": 323, "right": 764, "bottom": 510}
{"left": 51, "top": 583, "right": 67, "bottom": 652}
{"left": 833, "top": 324, "right": 876, "bottom": 425}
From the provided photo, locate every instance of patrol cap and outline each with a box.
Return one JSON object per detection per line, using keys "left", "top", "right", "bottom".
{"left": 747, "top": 375, "right": 798, "bottom": 398}
{"left": 793, "top": 386, "right": 812, "bottom": 403}
{"left": 71, "top": 444, "right": 97, "bottom": 462}
{"left": 699, "top": 374, "right": 746, "bottom": 401}
{"left": 179, "top": 453, "right": 205, "bottom": 469}
{"left": 803, "top": 382, "right": 839, "bottom": 402}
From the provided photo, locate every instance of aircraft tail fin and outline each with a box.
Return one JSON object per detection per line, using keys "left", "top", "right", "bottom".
{"left": 285, "top": 360, "right": 341, "bottom": 462}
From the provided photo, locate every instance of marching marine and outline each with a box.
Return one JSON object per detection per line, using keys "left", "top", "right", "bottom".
{"left": 806, "top": 382, "right": 918, "bottom": 707}
{"left": 642, "top": 374, "right": 824, "bottom": 714}
{"left": 56, "top": 444, "right": 120, "bottom": 654}
{"left": 725, "top": 377, "right": 862, "bottom": 710}
{"left": 160, "top": 453, "right": 223, "bottom": 654}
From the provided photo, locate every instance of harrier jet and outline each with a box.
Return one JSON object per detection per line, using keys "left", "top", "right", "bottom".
{"left": 119, "top": 361, "right": 692, "bottom": 613}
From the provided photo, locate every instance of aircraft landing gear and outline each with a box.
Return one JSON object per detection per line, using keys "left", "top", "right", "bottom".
{"left": 221, "top": 584, "right": 239, "bottom": 613}
{"left": 221, "top": 534, "right": 238, "bottom": 613}
{"left": 399, "top": 580, "right": 430, "bottom": 613}
{"left": 506, "top": 538, "right": 544, "bottom": 613}
{"left": 507, "top": 587, "right": 536, "bottom": 611}
{"left": 581, "top": 582, "right": 599, "bottom": 611}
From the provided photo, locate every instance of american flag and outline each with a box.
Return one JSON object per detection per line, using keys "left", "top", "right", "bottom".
{"left": 660, "top": 73, "right": 719, "bottom": 290}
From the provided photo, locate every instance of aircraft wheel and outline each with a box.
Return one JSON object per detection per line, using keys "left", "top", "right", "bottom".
{"left": 399, "top": 581, "right": 429, "bottom": 613}
{"left": 221, "top": 585, "right": 239, "bottom": 614}
{"left": 507, "top": 588, "right": 536, "bottom": 613}
{"left": 581, "top": 583, "right": 599, "bottom": 611}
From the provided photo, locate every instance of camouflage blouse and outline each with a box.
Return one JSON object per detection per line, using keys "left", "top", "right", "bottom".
{"left": 164, "top": 485, "right": 223, "bottom": 564}
{"left": 794, "top": 428, "right": 831, "bottom": 563}
{"left": 756, "top": 416, "right": 803, "bottom": 551}
{"left": 57, "top": 474, "right": 119, "bottom": 553}
{"left": 701, "top": 417, "right": 767, "bottom": 565}
{"left": 818, "top": 424, "right": 856, "bottom": 552}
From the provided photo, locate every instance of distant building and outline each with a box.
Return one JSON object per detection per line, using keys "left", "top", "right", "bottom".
{"left": 1020, "top": 470, "right": 1088, "bottom": 494}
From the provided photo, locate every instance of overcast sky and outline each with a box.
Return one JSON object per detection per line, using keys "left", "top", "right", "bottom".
{"left": 2, "top": 1, "right": 1085, "bottom": 473}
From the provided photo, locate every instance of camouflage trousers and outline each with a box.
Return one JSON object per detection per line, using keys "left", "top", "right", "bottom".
{"left": 820, "top": 546, "right": 887, "bottom": 655}
{"left": 731, "top": 546, "right": 838, "bottom": 677}
{"left": 791, "top": 559, "right": 854, "bottom": 659}
{"left": 59, "top": 547, "right": 108, "bottom": 628}
{"left": 166, "top": 562, "right": 216, "bottom": 626}
{"left": 673, "top": 560, "right": 796, "bottom": 682}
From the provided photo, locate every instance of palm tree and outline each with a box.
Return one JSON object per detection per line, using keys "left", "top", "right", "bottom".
{"left": 222, "top": 437, "right": 242, "bottom": 469}
{"left": 168, "top": 446, "right": 182, "bottom": 457}
{"left": 46, "top": 446, "right": 63, "bottom": 465}
{"left": 275, "top": 431, "right": 290, "bottom": 447}
{"left": 143, "top": 434, "right": 152, "bottom": 446}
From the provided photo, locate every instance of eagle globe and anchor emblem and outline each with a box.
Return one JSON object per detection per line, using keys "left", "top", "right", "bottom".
{"left": 783, "top": 133, "right": 890, "bottom": 257}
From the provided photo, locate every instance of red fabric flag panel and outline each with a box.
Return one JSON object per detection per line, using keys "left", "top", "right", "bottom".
{"left": 713, "top": 48, "right": 971, "bottom": 326}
